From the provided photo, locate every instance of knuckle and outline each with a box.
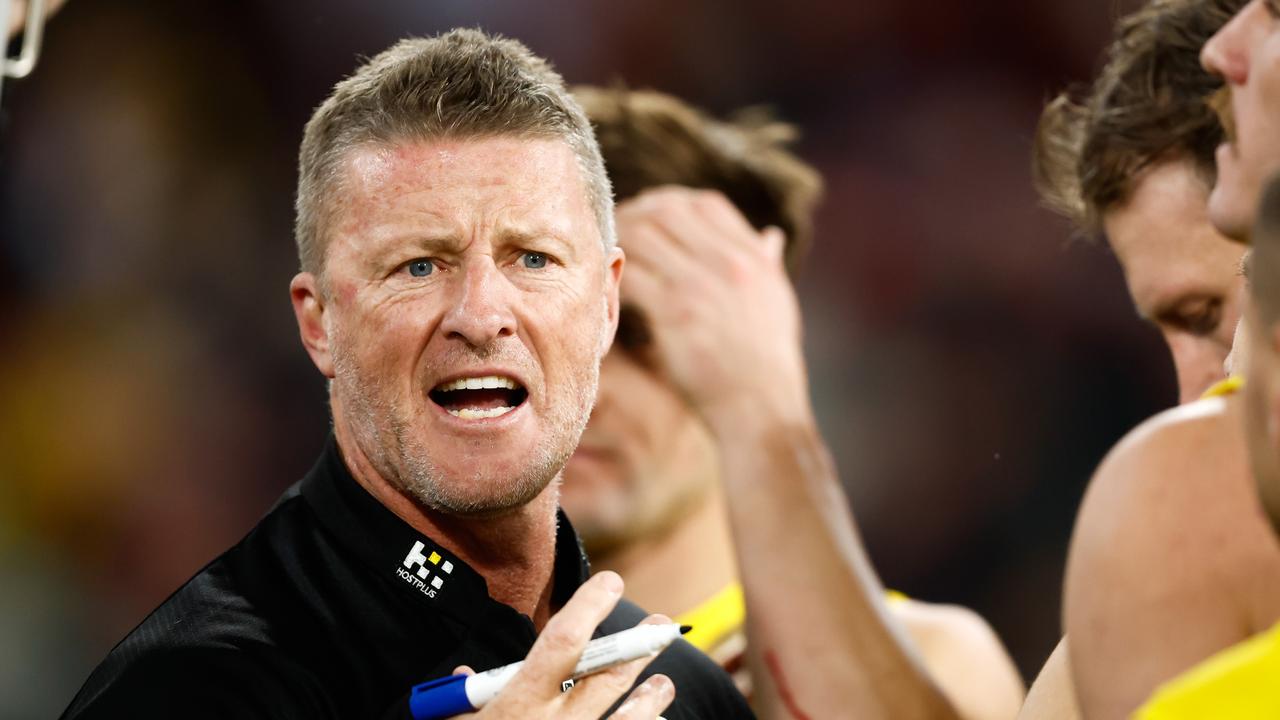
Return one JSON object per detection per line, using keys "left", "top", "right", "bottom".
{"left": 693, "top": 189, "right": 725, "bottom": 207}
{"left": 537, "top": 625, "right": 579, "bottom": 656}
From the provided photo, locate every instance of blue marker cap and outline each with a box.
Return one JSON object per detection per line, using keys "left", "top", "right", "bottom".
{"left": 409, "top": 673, "right": 474, "bottom": 720}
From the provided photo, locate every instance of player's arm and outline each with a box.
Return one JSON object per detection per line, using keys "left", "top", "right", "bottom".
{"left": 1064, "top": 398, "right": 1259, "bottom": 719}
{"left": 895, "top": 599, "right": 1026, "bottom": 720}
{"left": 617, "top": 186, "right": 1018, "bottom": 719}
{"left": 1017, "top": 637, "right": 1080, "bottom": 720}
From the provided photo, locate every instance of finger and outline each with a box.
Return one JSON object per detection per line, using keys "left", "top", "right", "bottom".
{"left": 617, "top": 259, "right": 669, "bottom": 318}
{"left": 564, "top": 654, "right": 660, "bottom": 717}
{"left": 505, "top": 571, "right": 625, "bottom": 701}
{"left": 625, "top": 188, "right": 735, "bottom": 266}
{"left": 688, "top": 189, "right": 769, "bottom": 253}
{"left": 644, "top": 191, "right": 745, "bottom": 268}
{"left": 561, "top": 615, "right": 675, "bottom": 715}
{"left": 617, "top": 221, "right": 696, "bottom": 284}
{"left": 452, "top": 665, "right": 476, "bottom": 676}
{"left": 607, "top": 674, "right": 676, "bottom": 720}
{"left": 617, "top": 262, "right": 681, "bottom": 363}
{"left": 616, "top": 193, "right": 698, "bottom": 262}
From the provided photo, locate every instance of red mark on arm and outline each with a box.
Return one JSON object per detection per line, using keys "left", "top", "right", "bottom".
{"left": 764, "top": 649, "right": 812, "bottom": 720}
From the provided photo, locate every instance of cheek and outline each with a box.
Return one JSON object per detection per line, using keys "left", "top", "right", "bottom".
{"left": 337, "top": 296, "right": 430, "bottom": 369}
{"left": 526, "top": 279, "right": 609, "bottom": 367}
{"left": 1250, "top": 46, "right": 1280, "bottom": 146}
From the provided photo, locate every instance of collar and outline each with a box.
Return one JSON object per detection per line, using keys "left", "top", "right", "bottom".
{"left": 300, "top": 433, "right": 591, "bottom": 624}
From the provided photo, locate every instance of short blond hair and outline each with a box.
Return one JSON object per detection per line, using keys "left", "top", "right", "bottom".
{"left": 295, "top": 29, "right": 614, "bottom": 277}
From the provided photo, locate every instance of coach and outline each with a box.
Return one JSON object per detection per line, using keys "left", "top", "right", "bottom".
{"left": 59, "top": 29, "right": 751, "bottom": 720}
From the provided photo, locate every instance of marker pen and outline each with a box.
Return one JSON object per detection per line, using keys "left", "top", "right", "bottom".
{"left": 408, "top": 623, "right": 690, "bottom": 720}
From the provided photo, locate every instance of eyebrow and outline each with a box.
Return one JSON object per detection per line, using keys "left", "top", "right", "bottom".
{"left": 496, "top": 227, "right": 578, "bottom": 260}
{"left": 1241, "top": 250, "right": 1253, "bottom": 286}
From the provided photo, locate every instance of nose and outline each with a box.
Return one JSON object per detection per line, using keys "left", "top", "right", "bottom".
{"left": 439, "top": 259, "right": 517, "bottom": 348}
{"left": 1201, "top": 4, "right": 1250, "bottom": 84}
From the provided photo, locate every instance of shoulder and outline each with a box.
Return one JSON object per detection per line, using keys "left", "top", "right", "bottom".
{"left": 1064, "top": 395, "right": 1280, "bottom": 717}
{"left": 1091, "top": 395, "right": 1239, "bottom": 496}
{"left": 1068, "top": 396, "right": 1245, "bottom": 583}
{"left": 62, "top": 493, "right": 328, "bottom": 719}
{"left": 1019, "top": 637, "right": 1080, "bottom": 720}
{"left": 60, "top": 643, "right": 330, "bottom": 720}
{"left": 892, "top": 599, "right": 1025, "bottom": 720}
{"left": 605, "top": 598, "right": 756, "bottom": 719}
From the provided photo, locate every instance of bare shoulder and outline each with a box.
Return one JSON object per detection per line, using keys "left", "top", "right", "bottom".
{"left": 1064, "top": 394, "right": 1280, "bottom": 718}
{"left": 1096, "top": 395, "right": 1240, "bottom": 496}
{"left": 1019, "top": 637, "right": 1079, "bottom": 720}
{"left": 1065, "top": 396, "right": 1242, "bottom": 617}
{"left": 892, "top": 599, "right": 1025, "bottom": 720}
{"left": 1069, "top": 395, "right": 1244, "bottom": 563}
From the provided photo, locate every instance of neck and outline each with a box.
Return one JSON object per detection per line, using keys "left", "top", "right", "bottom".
{"left": 591, "top": 483, "right": 738, "bottom": 618}
{"left": 333, "top": 417, "right": 560, "bottom": 629}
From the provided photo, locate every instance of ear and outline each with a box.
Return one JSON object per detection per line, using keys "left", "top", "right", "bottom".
{"left": 291, "top": 272, "right": 335, "bottom": 379}
{"left": 601, "top": 246, "right": 625, "bottom": 354}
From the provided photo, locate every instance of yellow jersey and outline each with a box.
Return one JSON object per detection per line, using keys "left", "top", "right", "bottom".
{"left": 1134, "top": 622, "right": 1280, "bottom": 719}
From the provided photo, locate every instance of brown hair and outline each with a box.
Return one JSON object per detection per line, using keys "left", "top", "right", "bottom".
{"left": 1033, "top": 0, "right": 1245, "bottom": 233}
{"left": 574, "top": 86, "right": 822, "bottom": 274}
{"left": 295, "top": 29, "right": 614, "bottom": 278}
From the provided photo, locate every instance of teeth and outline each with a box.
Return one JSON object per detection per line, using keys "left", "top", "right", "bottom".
{"left": 448, "top": 406, "right": 516, "bottom": 420}
{"left": 435, "top": 375, "right": 518, "bottom": 392}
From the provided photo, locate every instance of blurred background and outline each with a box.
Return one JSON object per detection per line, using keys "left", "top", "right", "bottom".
{"left": 0, "top": 0, "right": 1167, "bottom": 715}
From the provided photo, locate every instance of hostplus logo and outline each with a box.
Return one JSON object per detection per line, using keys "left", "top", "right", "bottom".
{"left": 395, "top": 541, "right": 454, "bottom": 599}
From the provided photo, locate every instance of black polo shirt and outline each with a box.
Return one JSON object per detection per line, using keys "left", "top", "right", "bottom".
{"left": 60, "top": 436, "right": 753, "bottom": 719}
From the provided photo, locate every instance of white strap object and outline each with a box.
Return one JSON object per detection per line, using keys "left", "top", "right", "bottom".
{"left": 5, "top": 0, "right": 46, "bottom": 79}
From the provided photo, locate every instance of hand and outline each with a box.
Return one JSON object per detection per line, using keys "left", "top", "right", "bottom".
{"left": 456, "top": 572, "right": 675, "bottom": 719}
{"left": 616, "top": 186, "right": 809, "bottom": 426}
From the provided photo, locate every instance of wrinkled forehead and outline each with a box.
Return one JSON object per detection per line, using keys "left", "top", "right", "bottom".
{"left": 325, "top": 136, "right": 604, "bottom": 258}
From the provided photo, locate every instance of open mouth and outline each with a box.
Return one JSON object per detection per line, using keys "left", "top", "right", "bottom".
{"left": 428, "top": 375, "right": 529, "bottom": 420}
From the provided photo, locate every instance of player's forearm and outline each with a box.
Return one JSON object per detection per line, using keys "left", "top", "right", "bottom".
{"left": 704, "top": 400, "right": 961, "bottom": 720}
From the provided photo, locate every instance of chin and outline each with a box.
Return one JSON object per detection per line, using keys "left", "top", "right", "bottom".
{"left": 399, "top": 447, "right": 562, "bottom": 517}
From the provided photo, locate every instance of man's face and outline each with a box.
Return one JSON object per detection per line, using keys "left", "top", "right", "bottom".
{"left": 560, "top": 336, "right": 718, "bottom": 553}
{"left": 1202, "top": 0, "right": 1280, "bottom": 239}
{"left": 1103, "top": 161, "right": 1247, "bottom": 404}
{"left": 294, "top": 137, "right": 622, "bottom": 516}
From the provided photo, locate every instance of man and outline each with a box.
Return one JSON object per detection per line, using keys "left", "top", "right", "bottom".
{"left": 1131, "top": 177, "right": 1280, "bottom": 719}
{"left": 1034, "top": 0, "right": 1247, "bottom": 405}
{"left": 1121, "top": 4, "right": 1280, "bottom": 713}
{"left": 1058, "top": 1, "right": 1280, "bottom": 717}
{"left": 1201, "top": 0, "right": 1280, "bottom": 243}
{"left": 58, "top": 30, "right": 751, "bottom": 719}
{"left": 562, "top": 87, "right": 1025, "bottom": 720}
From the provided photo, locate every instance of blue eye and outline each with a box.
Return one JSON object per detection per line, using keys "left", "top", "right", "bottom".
{"left": 522, "top": 252, "right": 548, "bottom": 269}
{"left": 407, "top": 260, "right": 433, "bottom": 277}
